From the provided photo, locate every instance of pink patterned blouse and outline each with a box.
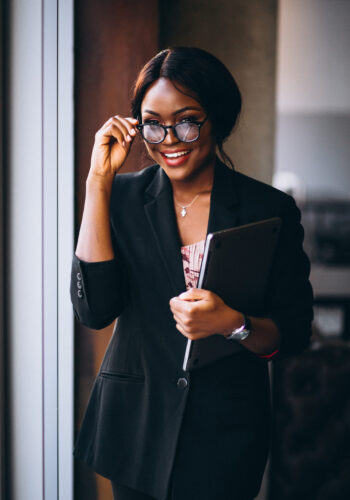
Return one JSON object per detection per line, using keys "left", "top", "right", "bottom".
{"left": 180, "top": 240, "right": 205, "bottom": 290}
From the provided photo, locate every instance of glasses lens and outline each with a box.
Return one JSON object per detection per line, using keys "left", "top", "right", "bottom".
{"left": 175, "top": 122, "right": 200, "bottom": 142}
{"left": 142, "top": 124, "right": 165, "bottom": 143}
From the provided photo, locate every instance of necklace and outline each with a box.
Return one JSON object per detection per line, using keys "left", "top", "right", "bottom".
{"left": 174, "top": 193, "right": 200, "bottom": 217}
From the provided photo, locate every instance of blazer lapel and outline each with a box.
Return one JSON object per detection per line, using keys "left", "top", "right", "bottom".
{"left": 144, "top": 168, "right": 187, "bottom": 296}
{"left": 207, "top": 159, "right": 239, "bottom": 235}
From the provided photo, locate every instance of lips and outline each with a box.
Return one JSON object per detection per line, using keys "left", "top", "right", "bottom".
{"left": 160, "top": 149, "right": 192, "bottom": 166}
{"left": 161, "top": 149, "right": 191, "bottom": 158}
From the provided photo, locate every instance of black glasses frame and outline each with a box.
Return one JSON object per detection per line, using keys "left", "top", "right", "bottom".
{"left": 137, "top": 117, "right": 208, "bottom": 144}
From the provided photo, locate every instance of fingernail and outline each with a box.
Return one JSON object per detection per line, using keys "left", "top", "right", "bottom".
{"left": 130, "top": 128, "right": 136, "bottom": 135}
{"left": 126, "top": 134, "right": 132, "bottom": 141}
{"left": 122, "top": 140, "right": 126, "bottom": 147}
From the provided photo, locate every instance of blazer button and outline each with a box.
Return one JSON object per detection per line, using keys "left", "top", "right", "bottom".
{"left": 177, "top": 377, "right": 188, "bottom": 389}
{"left": 77, "top": 289, "right": 84, "bottom": 299}
{"left": 77, "top": 272, "right": 82, "bottom": 280}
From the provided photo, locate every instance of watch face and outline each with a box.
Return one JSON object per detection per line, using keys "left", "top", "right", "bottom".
{"left": 237, "top": 329, "right": 250, "bottom": 341}
{"left": 226, "top": 315, "right": 251, "bottom": 341}
{"left": 226, "top": 328, "right": 250, "bottom": 341}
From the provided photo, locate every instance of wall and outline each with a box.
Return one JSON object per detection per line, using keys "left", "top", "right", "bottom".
{"left": 160, "top": 0, "right": 278, "bottom": 183}
{"left": 275, "top": 0, "right": 350, "bottom": 198}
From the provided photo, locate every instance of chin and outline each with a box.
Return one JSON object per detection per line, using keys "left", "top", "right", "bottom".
{"left": 160, "top": 154, "right": 215, "bottom": 182}
{"left": 164, "top": 168, "right": 193, "bottom": 183}
{"left": 160, "top": 163, "right": 197, "bottom": 182}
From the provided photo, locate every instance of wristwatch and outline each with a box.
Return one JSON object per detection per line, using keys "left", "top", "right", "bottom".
{"left": 225, "top": 314, "right": 251, "bottom": 341}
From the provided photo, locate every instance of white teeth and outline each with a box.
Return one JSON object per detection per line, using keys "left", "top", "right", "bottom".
{"left": 164, "top": 151, "right": 190, "bottom": 158}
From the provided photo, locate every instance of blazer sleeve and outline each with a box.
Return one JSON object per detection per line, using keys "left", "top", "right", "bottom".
{"left": 266, "top": 195, "right": 314, "bottom": 359}
{"left": 70, "top": 244, "right": 126, "bottom": 330}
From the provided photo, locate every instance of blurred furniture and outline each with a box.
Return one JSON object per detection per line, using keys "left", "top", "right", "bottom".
{"left": 269, "top": 197, "right": 350, "bottom": 499}
{"left": 302, "top": 198, "right": 350, "bottom": 266}
{"left": 270, "top": 340, "right": 350, "bottom": 499}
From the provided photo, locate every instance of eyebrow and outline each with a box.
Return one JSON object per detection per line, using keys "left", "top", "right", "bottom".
{"left": 143, "top": 106, "right": 202, "bottom": 116}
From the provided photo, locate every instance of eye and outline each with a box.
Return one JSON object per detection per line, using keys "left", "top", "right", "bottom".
{"left": 178, "top": 116, "right": 200, "bottom": 125}
{"left": 143, "top": 119, "right": 160, "bottom": 125}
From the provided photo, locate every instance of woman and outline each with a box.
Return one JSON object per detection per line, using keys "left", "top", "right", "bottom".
{"left": 71, "top": 47, "right": 313, "bottom": 500}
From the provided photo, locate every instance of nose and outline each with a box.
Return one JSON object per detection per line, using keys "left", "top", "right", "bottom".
{"left": 162, "top": 126, "right": 179, "bottom": 145}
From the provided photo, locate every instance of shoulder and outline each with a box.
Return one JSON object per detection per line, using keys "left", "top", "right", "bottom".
{"left": 230, "top": 168, "right": 298, "bottom": 214}
{"left": 110, "top": 164, "right": 160, "bottom": 207}
{"left": 112, "top": 164, "right": 159, "bottom": 191}
{"left": 232, "top": 169, "right": 289, "bottom": 201}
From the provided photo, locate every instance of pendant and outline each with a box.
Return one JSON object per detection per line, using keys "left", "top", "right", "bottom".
{"left": 181, "top": 208, "right": 187, "bottom": 217}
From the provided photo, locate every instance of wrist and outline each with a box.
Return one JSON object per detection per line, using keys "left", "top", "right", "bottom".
{"left": 220, "top": 309, "right": 245, "bottom": 337}
{"left": 224, "top": 312, "right": 252, "bottom": 341}
{"left": 86, "top": 173, "right": 114, "bottom": 194}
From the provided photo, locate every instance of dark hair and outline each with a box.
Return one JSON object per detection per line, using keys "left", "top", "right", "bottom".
{"left": 131, "top": 47, "right": 242, "bottom": 169}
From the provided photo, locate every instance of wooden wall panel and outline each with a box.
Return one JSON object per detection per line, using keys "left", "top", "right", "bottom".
{"left": 75, "top": 0, "right": 159, "bottom": 224}
{"left": 74, "top": 2, "right": 159, "bottom": 499}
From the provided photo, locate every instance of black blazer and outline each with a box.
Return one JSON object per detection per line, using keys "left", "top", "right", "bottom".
{"left": 71, "top": 159, "right": 313, "bottom": 500}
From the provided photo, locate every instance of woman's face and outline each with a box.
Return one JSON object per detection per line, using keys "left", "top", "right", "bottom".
{"left": 140, "top": 78, "right": 217, "bottom": 183}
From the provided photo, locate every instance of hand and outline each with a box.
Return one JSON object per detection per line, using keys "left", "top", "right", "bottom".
{"left": 89, "top": 115, "right": 139, "bottom": 180}
{"left": 169, "top": 288, "right": 243, "bottom": 340}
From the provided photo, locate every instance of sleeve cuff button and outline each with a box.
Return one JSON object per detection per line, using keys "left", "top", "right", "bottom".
{"left": 77, "top": 289, "right": 84, "bottom": 299}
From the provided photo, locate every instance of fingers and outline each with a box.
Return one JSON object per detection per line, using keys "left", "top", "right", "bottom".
{"left": 113, "top": 115, "right": 138, "bottom": 141}
{"left": 169, "top": 289, "right": 223, "bottom": 339}
{"left": 97, "top": 123, "right": 127, "bottom": 148}
{"left": 96, "top": 115, "right": 139, "bottom": 147}
{"left": 170, "top": 301, "right": 204, "bottom": 337}
{"left": 171, "top": 310, "right": 187, "bottom": 328}
{"left": 178, "top": 288, "right": 210, "bottom": 301}
{"left": 174, "top": 321, "right": 208, "bottom": 340}
{"left": 169, "top": 296, "right": 196, "bottom": 315}
{"left": 169, "top": 289, "right": 213, "bottom": 314}
{"left": 174, "top": 322, "right": 191, "bottom": 338}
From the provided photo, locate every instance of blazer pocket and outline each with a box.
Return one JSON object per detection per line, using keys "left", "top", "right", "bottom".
{"left": 99, "top": 370, "right": 144, "bottom": 383}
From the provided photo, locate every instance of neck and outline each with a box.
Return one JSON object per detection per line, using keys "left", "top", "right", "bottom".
{"left": 171, "top": 158, "right": 215, "bottom": 202}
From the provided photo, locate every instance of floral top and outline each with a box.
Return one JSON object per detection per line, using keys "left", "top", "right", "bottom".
{"left": 180, "top": 240, "right": 205, "bottom": 290}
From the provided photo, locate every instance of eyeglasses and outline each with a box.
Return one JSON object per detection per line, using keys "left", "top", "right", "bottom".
{"left": 137, "top": 118, "right": 207, "bottom": 144}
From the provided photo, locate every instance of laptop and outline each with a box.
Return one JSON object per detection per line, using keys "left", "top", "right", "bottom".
{"left": 183, "top": 217, "right": 281, "bottom": 371}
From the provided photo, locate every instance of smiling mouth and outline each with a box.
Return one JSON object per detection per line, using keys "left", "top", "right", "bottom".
{"left": 162, "top": 150, "right": 191, "bottom": 159}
